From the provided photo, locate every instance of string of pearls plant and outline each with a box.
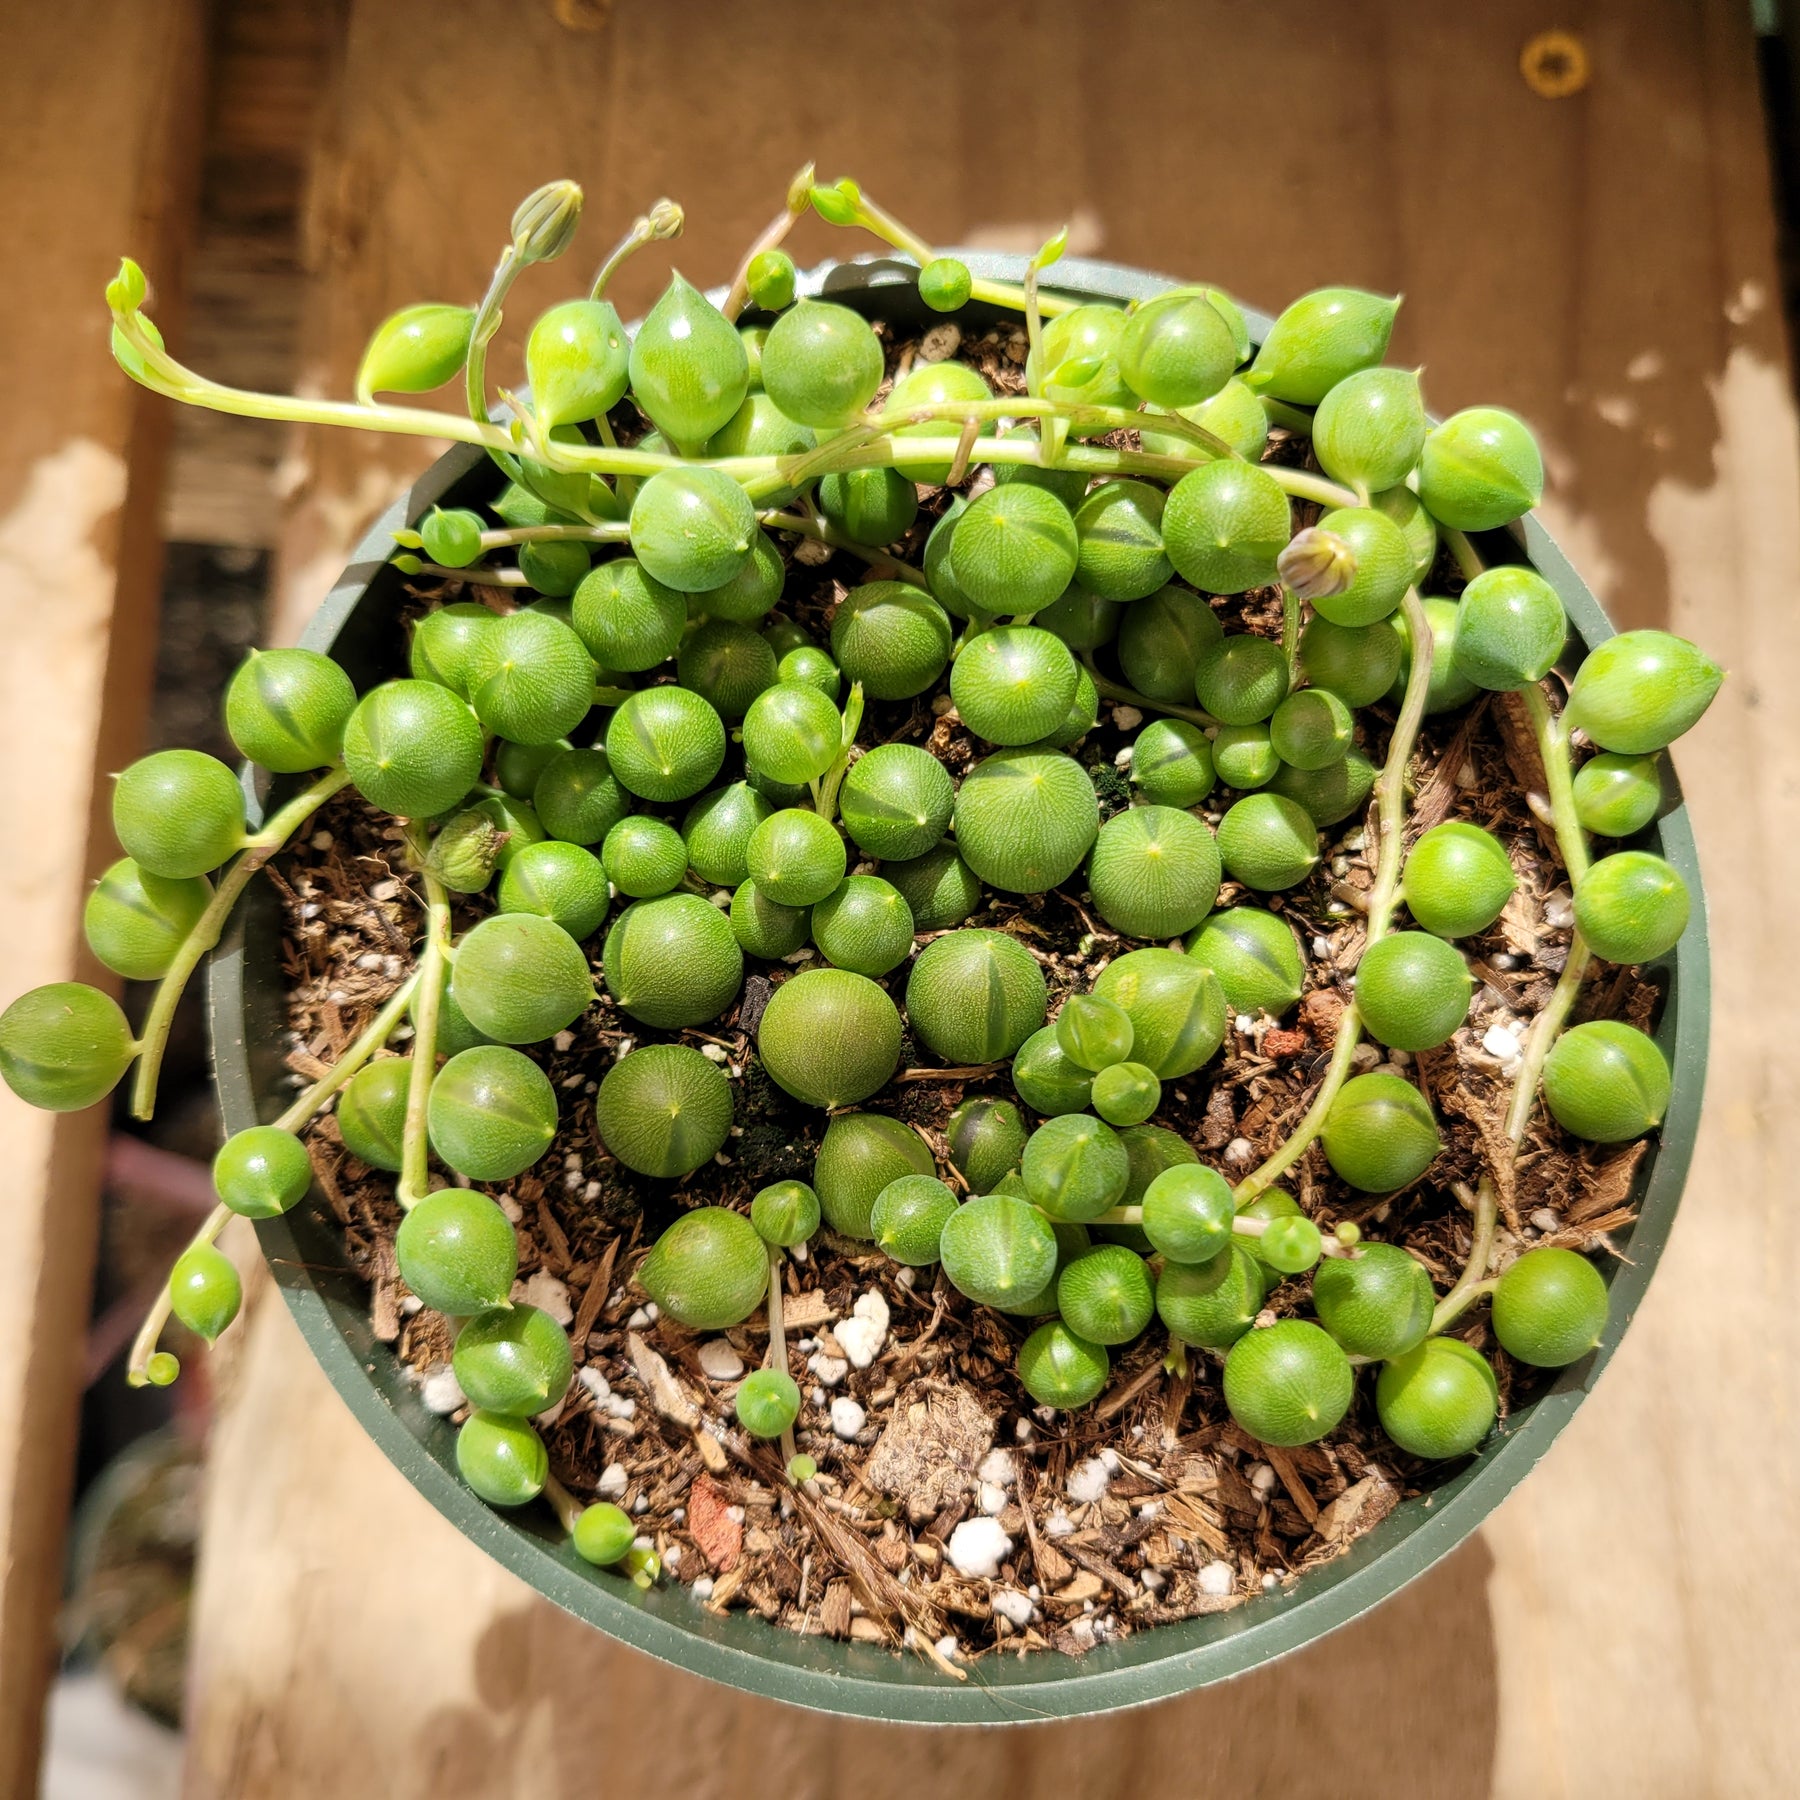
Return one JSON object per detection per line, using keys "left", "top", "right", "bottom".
{"left": 0, "top": 171, "right": 1719, "bottom": 1584}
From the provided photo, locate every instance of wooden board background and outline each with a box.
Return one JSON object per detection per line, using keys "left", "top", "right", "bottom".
{"left": 9, "top": 0, "right": 1800, "bottom": 1793}
{"left": 0, "top": 6, "right": 209, "bottom": 1794}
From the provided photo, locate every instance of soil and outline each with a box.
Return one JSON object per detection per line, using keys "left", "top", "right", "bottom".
{"left": 266, "top": 320, "right": 1657, "bottom": 1667}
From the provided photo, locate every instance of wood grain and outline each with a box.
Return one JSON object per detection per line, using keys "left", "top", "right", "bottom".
{"left": 0, "top": 5, "right": 208, "bottom": 1794}
{"left": 178, "top": 1, "right": 1800, "bottom": 1794}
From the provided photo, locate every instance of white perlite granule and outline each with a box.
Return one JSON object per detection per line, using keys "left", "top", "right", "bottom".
{"left": 946, "top": 1517, "right": 1013, "bottom": 1579}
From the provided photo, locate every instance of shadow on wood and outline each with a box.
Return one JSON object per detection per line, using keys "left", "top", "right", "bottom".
{"left": 186, "top": 1300, "right": 1497, "bottom": 1798}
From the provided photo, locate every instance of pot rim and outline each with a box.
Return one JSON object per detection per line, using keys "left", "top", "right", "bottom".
{"left": 209, "top": 249, "right": 1709, "bottom": 1724}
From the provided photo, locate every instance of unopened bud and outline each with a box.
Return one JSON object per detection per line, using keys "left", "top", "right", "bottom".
{"left": 1278, "top": 526, "right": 1357, "bottom": 602}
{"left": 426, "top": 809, "right": 506, "bottom": 894}
{"left": 786, "top": 163, "right": 817, "bottom": 213}
{"left": 106, "top": 257, "right": 148, "bottom": 313}
{"left": 809, "top": 178, "right": 863, "bottom": 227}
{"left": 644, "top": 198, "right": 684, "bottom": 242}
{"left": 512, "top": 179, "right": 583, "bottom": 266}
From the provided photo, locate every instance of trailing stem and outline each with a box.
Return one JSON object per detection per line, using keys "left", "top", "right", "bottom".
{"left": 130, "top": 765, "right": 352, "bottom": 1121}
{"left": 721, "top": 166, "right": 812, "bottom": 319}
{"left": 397, "top": 825, "right": 454, "bottom": 1211}
{"left": 811, "top": 683, "right": 866, "bottom": 822}
{"left": 126, "top": 970, "right": 419, "bottom": 1385}
{"left": 758, "top": 511, "right": 928, "bottom": 586}
{"left": 589, "top": 198, "right": 684, "bottom": 303}
{"left": 1081, "top": 657, "right": 1216, "bottom": 731}
{"left": 1232, "top": 586, "right": 1436, "bottom": 1205}
{"left": 115, "top": 298, "right": 1361, "bottom": 502}
{"left": 765, "top": 1244, "right": 798, "bottom": 1469}
{"left": 1432, "top": 625, "right": 1597, "bottom": 1331}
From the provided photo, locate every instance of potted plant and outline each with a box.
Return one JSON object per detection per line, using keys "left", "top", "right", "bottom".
{"left": 0, "top": 172, "right": 1713, "bottom": 1720}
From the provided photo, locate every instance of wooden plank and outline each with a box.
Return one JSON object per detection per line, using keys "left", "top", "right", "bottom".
{"left": 160, "top": 0, "right": 344, "bottom": 550}
{"left": 185, "top": 1, "right": 1800, "bottom": 1793}
{"left": 0, "top": 5, "right": 209, "bottom": 1795}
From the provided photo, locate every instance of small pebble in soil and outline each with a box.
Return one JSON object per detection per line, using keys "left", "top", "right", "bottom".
{"left": 1482, "top": 1021, "right": 1524, "bottom": 1064}
{"left": 1531, "top": 1207, "right": 1560, "bottom": 1232}
{"left": 1113, "top": 746, "right": 1134, "bottom": 769}
{"left": 830, "top": 1397, "right": 867, "bottom": 1439}
{"left": 1111, "top": 704, "right": 1142, "bottom": 730}
{"left": 991, "top": 1588, "right": 1036, "bottom": 1629}
{"left": 809, "top": 1353, "right": 849, "bottom": 1387}
{"left": 420, "top": 1365, "right": 465, "bottom": 1415}
{"left": 692, "top": 1576, "right": 714, "bottom": 1601}
{"left": 934, "top": 1634, "right": 962, "bottom": 1663}
{"left": 698, "top": 1340, "right": 745, "bottom": 1381}
{"left": 1262, "top": 1573, "right": 1280, "bottom": 1591}
{"left": 947, "top": 1517, "right": 1013, "bottom": 1579}
{"left": 1250, "top": 1462, "right": 1275, "bottom": 1496}
{"left": 1142, "top": 1569, "right": 1165, "bottom": 1591}
{"left": 401, "top": 1295, "right": 423, "bottom": 1317}
{"left": 1198, "top": 1562, "right": 1236, "bottom": 1597}
{"left": 596, "top": 1462, "right": 628, "bottom": 1499}
{"left": 1067, "top": 1456, "right": 1111, "bottom": 1504}
{"left": 1223, "top": 1137, "right": 1255, "bottom": 1167}
{"left": 979, "top": 1483, "right": 1008, "bottom": 1516}
{"left": 1014, "top": 1418, "right": 1034, "bottom": 1443}
{"left": 626, "top": 1308, "right": 653, "bottom": 1330}
{"left": 1543, "top": 888, "right": 1576, "bottom": 929}
{"left": 524, "top": 1271, "right": 573, "bottom": 1324}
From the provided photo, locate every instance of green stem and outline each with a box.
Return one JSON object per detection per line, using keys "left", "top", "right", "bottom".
{"left": 1431, "top": 1182, "right": 1499, "bottom": 1335}
{"left": 1431, "top": 1275, "right": 1497, "bottom": 1334}
{"left": 765, "top": 1243, "right": 797, "bottom": 1469}
{"left": 126, "top": 966, "right": 421, "bottom": 1387}
{"left": 758, "top": 510, "right": 928, "bottom": 586}
{"left": 130, "top": 767, "right": 351, "bottom": 1121}
{"left": 1082, "top": 657, "right": 1217, "bottom": 730}
{"left": 1259, "top": 395, "right": 1317, "bottom": 434}
{"left": 722, "top": 168, "right": 811, "bottom": 319}
{"left": 273, "top": 970, "right": 421, "bottom": 1133}
{"left": 1520, "top": 684, "right": 1592, "bottom": 883}
{"left": 401, "top": 558, "right": 532, "bottom": 586}
{"left": 1281, "top": 588, "right": 1303, "bottom": 686}
{"left": 813, "top": 683, "right": 865, "bottom": 822}
{"left": 466, "top": 242, "right": 526, "bottom": 481}
{"left": 475, "top": 523, "right": 630, "bottom": 549}
{"left": 819, "top": 183, "right": 1079, "bottom": 320}
{"left": 126, "top": 1202, "right": 233, "bottom": 1386}
{"left": 589, "top": 198, "right": 684, "bottom": 302}
{"left": 1430, "top": 610, "right": 1598, "bottom": 1333}
{"left": 1233, "top": 587, "right": 1435, "bottom": 1204}
{"left": 397, "top": 826, "right": 453, "bottom": 1211}
{"left": 112, "top": 302, "right": 1353, "bottom": 508}
{"left": 1443, "top": 527, "right": 1486, "bottom": 584}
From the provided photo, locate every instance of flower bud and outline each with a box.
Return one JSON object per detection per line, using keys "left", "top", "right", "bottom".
{"left": 427, "top": 808, "right": 507, "bottom": 894}
{"left": 808, "top": 177, "right": 863, "bottom": 226}
{"left": 1277, "top": 526, "right": 1357, "bottom": 602}
{"left": 106, "top": 257, "right": 147, "bottom": 313}
{"left": 511, "top": 179, "right": 583, "bottom": 266}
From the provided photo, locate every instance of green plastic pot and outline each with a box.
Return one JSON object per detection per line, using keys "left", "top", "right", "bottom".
{"left": 209, "top": 253, "right": 1707, "bottom": 1724}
